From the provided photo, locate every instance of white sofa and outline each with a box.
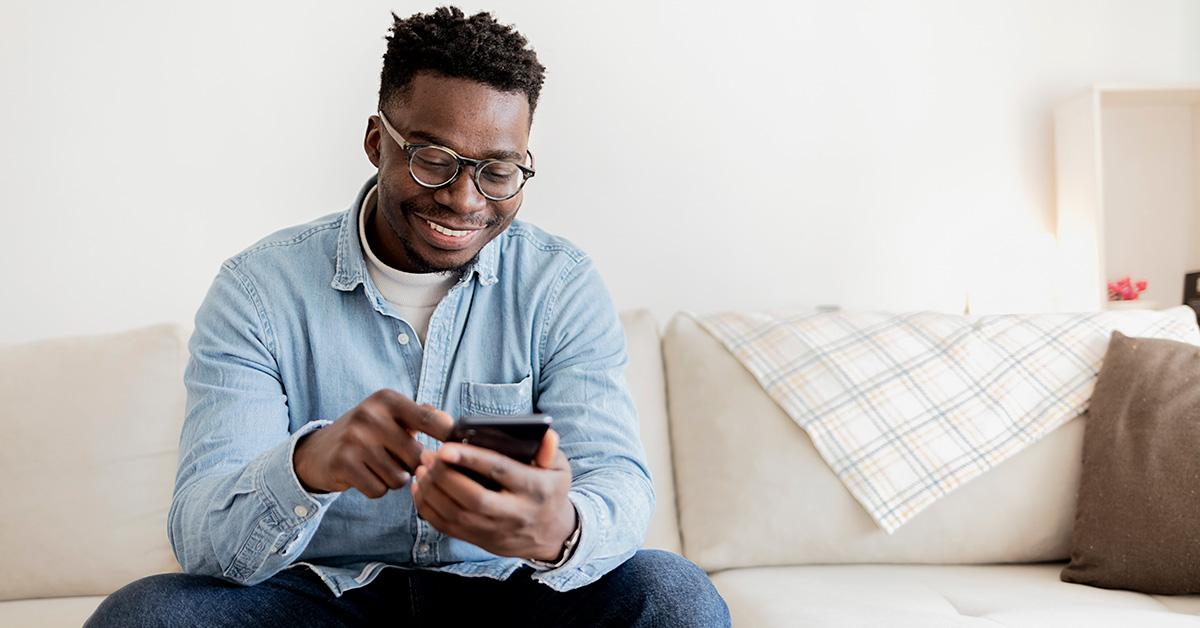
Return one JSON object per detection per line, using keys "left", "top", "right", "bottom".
{"left": 2, "top": 310, "right": 1199, "bottom": 627}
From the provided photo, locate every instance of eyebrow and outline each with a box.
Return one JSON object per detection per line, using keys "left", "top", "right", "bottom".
{"left": 406, "top": 129, "right": 525, "bottom": 162}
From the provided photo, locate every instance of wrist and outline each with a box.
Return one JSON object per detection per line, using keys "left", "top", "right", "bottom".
{"left": 530, "top": 499, "right": 580, "bottom": 564}
{"left": 293, "top": 432, "right": 329, "bottom": 494}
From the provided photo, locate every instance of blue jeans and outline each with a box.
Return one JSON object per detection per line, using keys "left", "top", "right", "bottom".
{"left": 84, "top": 549, "right": 730, "bottom": 627}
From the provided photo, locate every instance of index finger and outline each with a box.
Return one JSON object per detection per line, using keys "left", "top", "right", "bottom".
{"left": 369, "top": 389, "right": 454, "bottom": 441}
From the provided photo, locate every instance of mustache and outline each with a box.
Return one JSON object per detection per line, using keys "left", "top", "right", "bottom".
{"left": 399, "top": 197, "right": 500, "bottom": 229}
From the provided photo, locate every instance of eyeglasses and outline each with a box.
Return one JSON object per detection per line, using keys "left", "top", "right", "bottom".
{"left": 376, "top": 110, "right": 535, "bottom": 202}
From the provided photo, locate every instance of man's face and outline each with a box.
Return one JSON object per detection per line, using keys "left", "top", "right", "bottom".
{"left": 365, "top": 73, "right": 532, "bottom": 274}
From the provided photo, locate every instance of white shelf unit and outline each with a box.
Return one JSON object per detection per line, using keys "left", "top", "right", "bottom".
{"left": 1053, "top": 84, "right": 1200, "bottom": 311}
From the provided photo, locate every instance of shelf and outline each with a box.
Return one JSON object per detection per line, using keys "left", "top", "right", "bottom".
{"left": 1053, "top": 84, "right": 1200, "bottom": 311}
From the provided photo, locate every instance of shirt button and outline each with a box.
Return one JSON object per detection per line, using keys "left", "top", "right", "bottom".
{"left": 397, "top": 332, "right": 410, "bottom": 345}
{"left": 293, "top": 505, "right": 309, "bottom": 518}
{"left": 418, "top": 543, "right": 430, "bottom": 554}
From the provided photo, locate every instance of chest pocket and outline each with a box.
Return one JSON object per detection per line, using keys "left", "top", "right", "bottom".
{"left": 460, "top": 374, "right": 534, "bottom": 416}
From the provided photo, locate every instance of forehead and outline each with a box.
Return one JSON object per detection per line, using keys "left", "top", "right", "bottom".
{"left": 391, "top": 73, "right": 531, "bottom": 158}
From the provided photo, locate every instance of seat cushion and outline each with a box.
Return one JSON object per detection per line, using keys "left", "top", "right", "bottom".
{"left": 710, "top": 564, "right": 1200, "bottom": 627}
{"left": 0, "top": 595, "right": 106, "bottom": 627}
{"left": 0, "top": 325, "right": 187, "bottom": 601}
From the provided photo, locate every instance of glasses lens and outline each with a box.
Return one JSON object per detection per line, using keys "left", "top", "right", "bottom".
{"left": 477, "top": 161, "right": 523, "bottom": 200}
{"left": 410, "top": 147, "right": 458, "bottom": 186}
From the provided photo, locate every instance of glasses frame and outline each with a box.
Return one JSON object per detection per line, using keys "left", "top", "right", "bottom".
{"left": 376, "top": 110, "right": 535, "bottom": 202}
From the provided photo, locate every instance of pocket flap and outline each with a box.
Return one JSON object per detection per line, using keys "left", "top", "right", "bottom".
{"left": 460, "top": 375, "right": 534, "bottom": 416}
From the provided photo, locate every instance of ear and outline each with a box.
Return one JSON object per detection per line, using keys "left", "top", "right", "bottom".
{"left": 364, "top": 115, "right": 382, "bottom": 168}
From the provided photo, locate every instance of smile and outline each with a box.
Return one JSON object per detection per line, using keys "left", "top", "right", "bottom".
{"left": 415, "top": 215, "right": 485, "bottom": 251}
{"left": 425, "top": 219, "right": 478, "bottom": 238}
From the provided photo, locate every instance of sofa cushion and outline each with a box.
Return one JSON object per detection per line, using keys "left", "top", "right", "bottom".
{"left": 664, "top": 314, "right": 1084, "bottom": 571}
{"left": 0, "top": 325, "right": 187, "bottom": 601}
{"left": 692, "top": 306, "right": 1200, "bottom": 533}
{"left": 1062, "top": 332, "right": 1200, "bottom": 594}
{"left": 711, "top": 564, "right": 1200, "bottom": 627}
{"left": 618, "top": 310, "right": 681, "bottom": 554}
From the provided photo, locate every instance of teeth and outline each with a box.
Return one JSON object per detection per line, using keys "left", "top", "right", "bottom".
{"left": 427, "top": 220, "right": 472, "bottom": 237}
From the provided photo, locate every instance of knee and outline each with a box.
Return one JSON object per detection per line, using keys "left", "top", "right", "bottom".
{"left": 615, "top": 549, "right": 731, "bottom": 627}
{"left": 84, "top": 572, "right": 232, "bottom": 628}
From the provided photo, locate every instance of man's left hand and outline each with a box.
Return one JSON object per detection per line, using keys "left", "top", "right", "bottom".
{"left": 411, "top": 428, "right": 576, "bottom": 563}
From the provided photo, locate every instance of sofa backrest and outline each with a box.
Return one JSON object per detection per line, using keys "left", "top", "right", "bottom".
{"left": 662, "top": 313, "right": 1082, "bottom": 573}
{"left": 620, "top": 310, "right": 683, "bottom": 554}
{"left": 0, "top": 324, "right": 189, "bottom": 601}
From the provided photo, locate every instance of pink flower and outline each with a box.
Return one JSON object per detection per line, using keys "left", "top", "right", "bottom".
{"left": 1107, "top": 276, "right": 1148, "bottom": 301}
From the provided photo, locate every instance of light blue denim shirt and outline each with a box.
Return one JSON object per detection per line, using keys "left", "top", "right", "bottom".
{"left": 168, "top": 175, "right": 653, "bottom": 596}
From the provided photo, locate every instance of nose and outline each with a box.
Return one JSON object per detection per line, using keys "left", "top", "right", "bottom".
{"left": 432, "top": 166, "right": 489, "bottom": 218}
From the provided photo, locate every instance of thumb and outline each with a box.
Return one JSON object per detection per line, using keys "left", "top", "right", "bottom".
{"left": 535, "top": 428, "right": 559, "bottom": 468}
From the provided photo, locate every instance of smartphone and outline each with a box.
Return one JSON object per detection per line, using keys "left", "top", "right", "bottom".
{"left": 444, "top": 414, "right": 553, "bottom": 490}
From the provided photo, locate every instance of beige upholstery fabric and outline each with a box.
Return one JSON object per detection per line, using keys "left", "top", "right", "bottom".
{"left": 0, "top": 596, "right": 107, "bottom": 628}
{"left": 619, "top": 310, "right": 681, "bottom": 554}
{"left": 664, "top": 314, "right": 1082, "bottom": 572}
{"left": 0, "top": 325, "right": 187, "bottom": 601}
{"left": 712, "top": 564, "right": 1200, "bottom": 627}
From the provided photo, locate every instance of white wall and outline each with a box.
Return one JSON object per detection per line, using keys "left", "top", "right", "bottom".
{"left": 2, "top": 0, "right": 1199, "bottom": 344}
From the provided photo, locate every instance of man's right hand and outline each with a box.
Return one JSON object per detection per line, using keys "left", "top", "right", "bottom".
{"left": 293, "top": 389, "right": 454, "bottom": 499}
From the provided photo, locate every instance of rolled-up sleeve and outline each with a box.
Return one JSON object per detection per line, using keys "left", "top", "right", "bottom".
{"left": 168, "top": 261, "right": 342, "bottom": 586}
{"left": 527, "top": 255, "right": 654, "bottom": 592}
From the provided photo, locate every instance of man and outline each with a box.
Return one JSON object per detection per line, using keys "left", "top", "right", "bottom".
{"left": 85, "top": 6, "right": 729, "bottom": 627}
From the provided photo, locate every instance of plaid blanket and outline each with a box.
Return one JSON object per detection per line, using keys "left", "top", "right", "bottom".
{"left": 697, "top": 305, "right": 1200, "bottom": 533}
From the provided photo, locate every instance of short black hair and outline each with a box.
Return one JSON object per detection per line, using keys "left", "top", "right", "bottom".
{"left": 378, "top": 6, "right": 546, "bottom": 114}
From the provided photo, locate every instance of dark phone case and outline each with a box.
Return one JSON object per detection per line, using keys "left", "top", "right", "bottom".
{"left": 445, "top": 415, "right": 552, "bottom": 490}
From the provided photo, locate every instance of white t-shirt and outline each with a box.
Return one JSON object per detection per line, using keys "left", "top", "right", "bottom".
{"left": 357, "top": 185, "right": 457, "bottom": 344}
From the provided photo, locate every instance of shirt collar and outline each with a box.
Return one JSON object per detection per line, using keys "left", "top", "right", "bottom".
{"left": 331, "top": 174, "right": 500, "bottom": 292}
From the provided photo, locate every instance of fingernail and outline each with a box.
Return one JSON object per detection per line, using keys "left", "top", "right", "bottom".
{"left": 441, "top": 447, "right": 460, "bottom": 463}
{"left": 415, "top": 465, "right": 427, "bottom": 479}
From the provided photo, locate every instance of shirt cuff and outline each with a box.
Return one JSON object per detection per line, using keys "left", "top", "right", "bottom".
{"left": 525, "top": 490, "right": 605, "bottom": 589}
{"left": 257, "top": 419, "right": 343, "bottom": 530}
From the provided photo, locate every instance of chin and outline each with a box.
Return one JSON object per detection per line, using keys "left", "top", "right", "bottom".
{"left": 401, "top": 236, "right": 482, "bottom": 274}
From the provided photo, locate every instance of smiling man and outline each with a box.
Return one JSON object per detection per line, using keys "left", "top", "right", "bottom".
{"left": 85, "top": 6, "right": 728, "bottom": 628}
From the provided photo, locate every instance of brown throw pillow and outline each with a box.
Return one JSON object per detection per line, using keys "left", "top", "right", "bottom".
{"left": 1061, "top": 330, "right": 1200, "bottom": 594}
